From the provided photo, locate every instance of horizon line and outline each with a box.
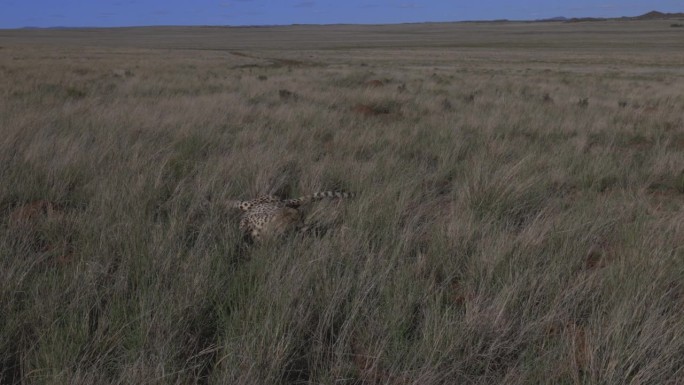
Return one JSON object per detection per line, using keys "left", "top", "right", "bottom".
{"left": 3, "top": 9, "right": 682, "bottom": 31}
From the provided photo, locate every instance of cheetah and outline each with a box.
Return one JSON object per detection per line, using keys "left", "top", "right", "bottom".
{"left": 228, "top": 191, "right": 354, "bottom": 242}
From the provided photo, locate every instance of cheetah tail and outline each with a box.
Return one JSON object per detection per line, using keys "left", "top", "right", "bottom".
{"left": 284, "top": 191, "right": 355, "bottom": 207}
{"left": 312, "top": 191, "right": 355, "bottom": 200}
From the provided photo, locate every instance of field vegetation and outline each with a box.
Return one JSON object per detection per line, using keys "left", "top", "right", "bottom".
{"left": 1, "top": 20, "right": 683, "bottom": 384}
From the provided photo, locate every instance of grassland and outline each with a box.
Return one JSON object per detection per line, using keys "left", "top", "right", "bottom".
{"left": 1, "top": 19, "right": 683, "bottom": 384}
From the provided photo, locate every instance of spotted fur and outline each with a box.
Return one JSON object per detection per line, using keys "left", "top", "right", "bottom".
{"left": 228, "top": 191, "right": 354, "bottom": 242}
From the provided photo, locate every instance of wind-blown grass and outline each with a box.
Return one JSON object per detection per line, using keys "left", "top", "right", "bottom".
{"left": 1, "top": 20, "right": 683, "bottom": 384}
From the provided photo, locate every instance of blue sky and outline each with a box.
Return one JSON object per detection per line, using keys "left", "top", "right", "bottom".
{"left": 1, "top": 1, "right": 683, "bottom": 28}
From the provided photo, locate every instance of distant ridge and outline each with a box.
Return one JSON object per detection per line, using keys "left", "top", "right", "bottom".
{"left": 632, "top": 10, "right": 684, "bottom": 20}
{"left": 560, "top": 10, "right": 684, "bottom": 23}
{"left": 536, "top": 16, "right": 568, "bottom": 22}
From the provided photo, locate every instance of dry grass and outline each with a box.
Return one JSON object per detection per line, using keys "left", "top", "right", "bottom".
{"left": 1, "top": 20, "right": 683, "bottom": 384}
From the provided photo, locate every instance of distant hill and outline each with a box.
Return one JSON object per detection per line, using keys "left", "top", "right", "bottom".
{"left": 534, "top": 10, "right": 684, "bottom": 23}
{"left": 536, "top": 16, "right": 568, "bottom": 22}
{"left": 635, "top": 11, "right": 667, "bottom": 19}
{"left": 632, "top": 10, "right": 684, "bottom": 20}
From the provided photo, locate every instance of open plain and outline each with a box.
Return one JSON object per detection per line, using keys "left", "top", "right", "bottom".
{"left": 1, "top": 20, "right": 683, "bottom": 384}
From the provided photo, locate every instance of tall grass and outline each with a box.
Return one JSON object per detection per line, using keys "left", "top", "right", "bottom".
{"left": 1, "top": 22, "right": 683, "bottom": 384}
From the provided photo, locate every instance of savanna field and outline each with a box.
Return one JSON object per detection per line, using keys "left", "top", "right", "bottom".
{"left": 1, "top": 20, "right": 683, "bottom": 384}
